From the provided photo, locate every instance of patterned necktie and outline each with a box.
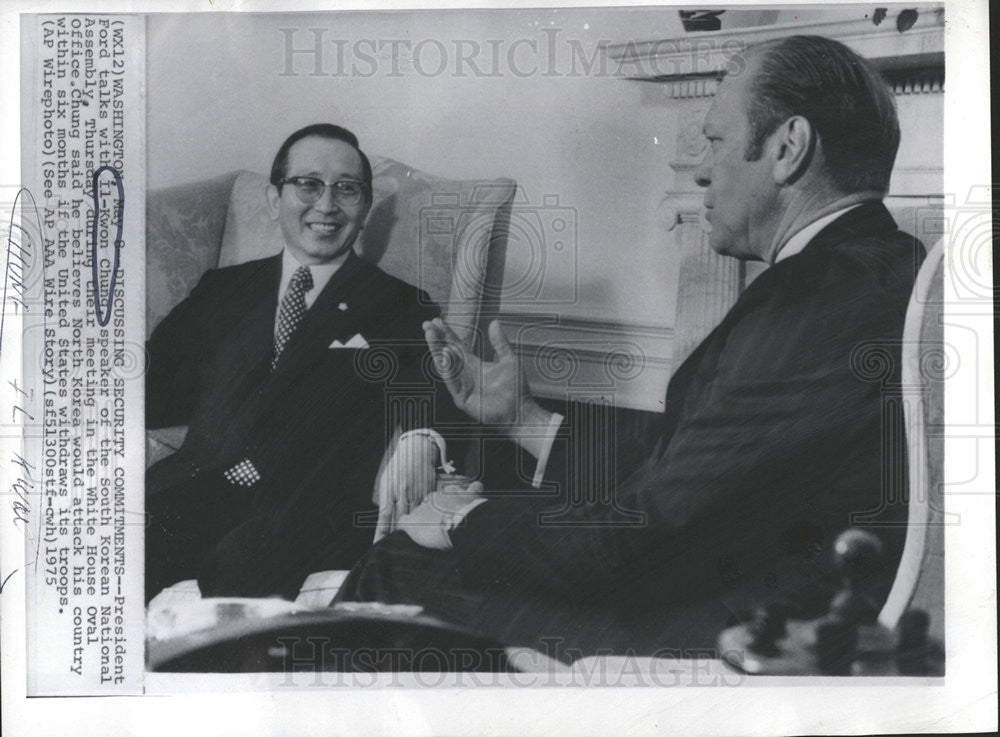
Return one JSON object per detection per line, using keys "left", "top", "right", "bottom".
{"left": 272, "top": 265, "right": 313, "bottom": 368}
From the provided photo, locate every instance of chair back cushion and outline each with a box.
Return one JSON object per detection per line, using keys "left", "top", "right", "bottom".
{"left": 145, "top": 172, "right": 240, "bottom": 335}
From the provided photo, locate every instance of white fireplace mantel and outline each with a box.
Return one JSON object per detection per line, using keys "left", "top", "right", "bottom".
{"left": 602, "top": 7, "right": 945, "bottom": 88}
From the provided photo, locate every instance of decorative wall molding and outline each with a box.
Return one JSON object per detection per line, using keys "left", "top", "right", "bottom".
{"left": 638, "top": 76, "right": 721, "bottom": 100}
{"left": 658, "top": 205, "right": 740, "bottom": 363}
{"left": 500, "top": 311, "right": 674, "bottom": 342}
{"left": 669, "top": 104, "right": 711, "bottom": 172}
{"left": 614, "top": 7, "right": 945, "bottom": 102}
{"left": 498, "top": 311, "right": 675, "bottom": 411}
{"left": 889, "top": 168, "right": 945, "bottom": 198}
{"left": 638, "top": 68, "right": 943, "bottom": 102}
{"left": 883, "top": 67, "right": 944, "bottom": 95}
{"left": 605, "top": 8, "right": 944, "bottom": 83}
{"left": 655, "top": 193, "right": 706, "bottom": 229}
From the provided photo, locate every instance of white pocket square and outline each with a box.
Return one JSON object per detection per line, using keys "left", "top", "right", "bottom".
{"left": 330, "top": 333, "right": 369, "bottom": 349}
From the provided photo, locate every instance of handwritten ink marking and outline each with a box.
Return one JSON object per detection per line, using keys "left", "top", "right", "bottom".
{"left": 2, "top": 187, "right": 43, "bottom": 355}
{"left": 2, "top": 188, "right": 45, "bottom": 594}
{"left": 5, "top": 449, "right": 38, "bottom": 592}
{"left": 9, "top": 451, "right": 36, "bottom": 529}
{"left": 89, "top": 166, "right": 124, "bottom": 327}
{"left": 10, "top": 377, "right": 35, "bottom": 423}
{"left": 0, "top": 568, "right": 18, "bottom": 594}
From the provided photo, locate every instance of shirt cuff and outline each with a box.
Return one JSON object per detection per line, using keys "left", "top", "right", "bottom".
{"left": 531, "top": 412, "right": 564, "bottom": 488}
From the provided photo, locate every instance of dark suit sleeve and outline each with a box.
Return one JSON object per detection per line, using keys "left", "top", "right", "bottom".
{"left": 145, "top": 270, "right": 221, "bottom": 429}
{"left": 448, "top": 254, "right": 909, "bottom": 598}
{"left": 532, "top": 397, "right": 664, "bottom": 494}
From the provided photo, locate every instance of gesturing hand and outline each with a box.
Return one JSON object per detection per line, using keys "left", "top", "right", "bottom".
{"left": 424, "top": 318, "right": 556, "bottom": 458}
{"left": 424, "top": 318, "right": 530, "bottom": 425}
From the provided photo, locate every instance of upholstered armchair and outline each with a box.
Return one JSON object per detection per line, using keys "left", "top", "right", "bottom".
{"left": 145, "top": 159, "right": 515, "bottom": 466}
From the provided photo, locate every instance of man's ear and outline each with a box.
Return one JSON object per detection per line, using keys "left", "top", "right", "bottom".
{"left": 265, "top": 184, "right": 281, "bottom": 219}
{"left": 771, "top": 115, "right": 815, "bottom": 186}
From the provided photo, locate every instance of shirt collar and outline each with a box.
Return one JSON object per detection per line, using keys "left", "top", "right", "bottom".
{"left": 278, "top": 249, "right": 346, "bottom": 310}
{"left": 773, "top": 204, "right": 865, "bottom": 264}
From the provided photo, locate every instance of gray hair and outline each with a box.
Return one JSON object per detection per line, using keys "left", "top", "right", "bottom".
{"left": 743, "top": 35, "right": 900, "bottom": 193}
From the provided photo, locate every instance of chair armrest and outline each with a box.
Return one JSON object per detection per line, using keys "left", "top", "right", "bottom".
{"left": 295, "top": 570, "right": 350, "bottom": 609}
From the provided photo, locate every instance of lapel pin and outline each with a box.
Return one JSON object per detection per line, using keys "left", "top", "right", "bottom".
{"left": 338, "top": 302, "right": 348, "bottom": 311}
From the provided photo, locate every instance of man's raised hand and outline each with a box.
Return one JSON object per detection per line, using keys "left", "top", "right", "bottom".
{"left": 423, "top": 318, "right": 525, "bottom": 426}
{"left": 423, "top": 318, "right": 556, "bottom": 459}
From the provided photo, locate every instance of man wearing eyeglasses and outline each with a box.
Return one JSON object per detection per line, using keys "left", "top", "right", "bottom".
{"left": 144, "top": 124, "right": 454, "bottom": 602}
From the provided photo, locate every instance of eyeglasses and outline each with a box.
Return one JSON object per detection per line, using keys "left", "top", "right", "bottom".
{"left": 279, "top": 176, "right": 366, "bottom": 206}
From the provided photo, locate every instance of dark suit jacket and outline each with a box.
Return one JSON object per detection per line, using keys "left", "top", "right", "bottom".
{"left": 146, "top": 252, "right": 459, "bottom": 601}
{"left": 338, "top": 202, "right": 925, "bottom": 655}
